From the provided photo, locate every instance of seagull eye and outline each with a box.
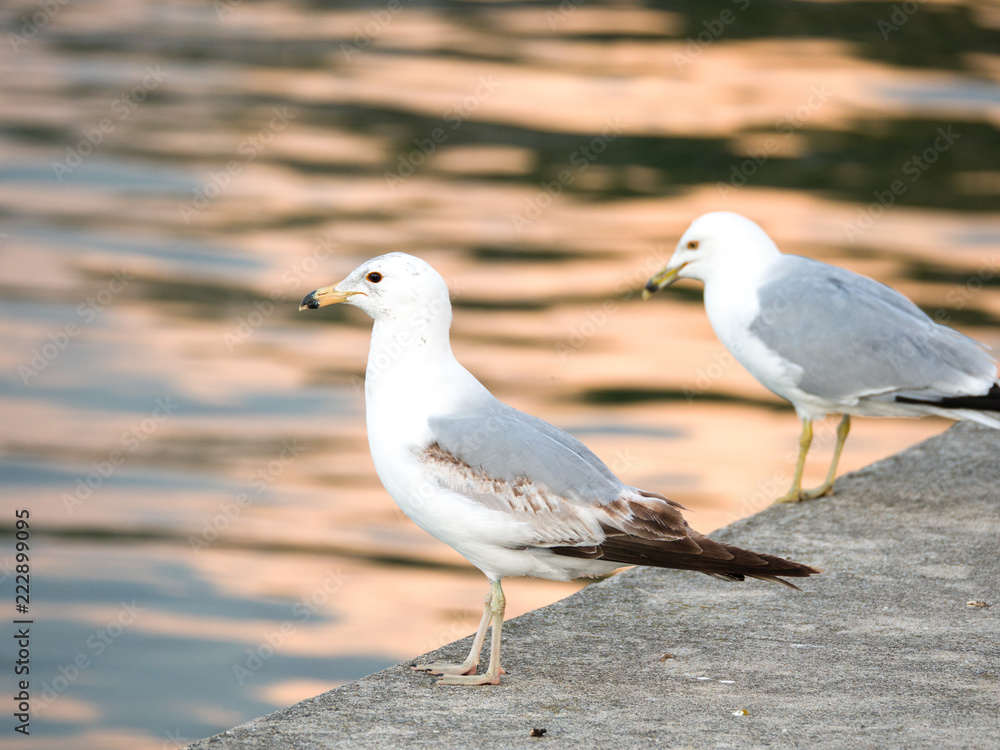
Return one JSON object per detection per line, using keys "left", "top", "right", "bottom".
{"left": 366, "top": 272, "right": 383, "bottom": 283}
{"left": 687, "top": 240, "right": 699, "bottom": 250}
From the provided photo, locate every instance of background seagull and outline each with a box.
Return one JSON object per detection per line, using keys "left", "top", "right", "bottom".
{"left": 644, "top": 211, "right": 1000, "bottom": 503}
{"left": 300, "top": 252, "right": 819, "bottom": 685}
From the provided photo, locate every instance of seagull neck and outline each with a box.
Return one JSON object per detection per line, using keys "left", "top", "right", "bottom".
{"left": 364, "top": 316, "right": 475, "bottom": 440}
{"left": 366, "top": 316, "right": 460, "bottom": 389}
{"left": 704, "top": 252, "right": 776, "bottom": 295}
{"left": 702, "top": 255, "right": 776, "bottom": 329}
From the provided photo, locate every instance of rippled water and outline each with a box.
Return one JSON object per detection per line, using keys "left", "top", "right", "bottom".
{"left": 2, "top": 0, "right": 999, "bottom": 746}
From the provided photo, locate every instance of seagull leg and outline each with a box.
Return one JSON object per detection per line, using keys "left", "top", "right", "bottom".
{"left": 433, "top": 579, "right": 506, "bottom": 686}
{"left": 801, "top": 414, "right": 851, "bottom": 500}
{"left": 412, "top": 587, "right": 492, "bottom": 677}
{"left": 773, "top": 419, "right": 813, "bottom": 504}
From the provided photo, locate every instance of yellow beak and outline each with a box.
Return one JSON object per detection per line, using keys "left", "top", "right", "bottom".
{"left": 299, "top": 286, "right": 361, "bottom": 311}
{"left": 642, "top": 263, "right": 688, "bottom": 299}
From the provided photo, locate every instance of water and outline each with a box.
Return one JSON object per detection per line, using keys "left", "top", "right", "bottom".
{"left": 2, "top": 0, "right": 999, "bottom": 747}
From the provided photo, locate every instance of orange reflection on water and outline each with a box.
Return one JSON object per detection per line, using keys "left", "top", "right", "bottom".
{"left": 3, "top": 0, "right": 1000, "bottom": 747}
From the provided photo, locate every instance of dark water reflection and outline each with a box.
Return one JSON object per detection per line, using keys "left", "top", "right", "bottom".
{"left": 2, "top": 0, "right": 999, "bottom": 746}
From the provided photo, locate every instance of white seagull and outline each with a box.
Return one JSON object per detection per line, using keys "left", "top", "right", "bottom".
{"left": 644, "top": 211, "right": 1000, "bottom": 504}
{"left": 300, "top": 252, "right": 818, "bottom": 686}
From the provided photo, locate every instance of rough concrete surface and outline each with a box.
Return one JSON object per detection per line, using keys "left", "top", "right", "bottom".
{"left": 186, "top": 423, "right": 999, "bottom": 749}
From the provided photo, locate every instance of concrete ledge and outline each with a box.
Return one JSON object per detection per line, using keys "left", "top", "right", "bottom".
{"left": 186, "top": 423, "right": 999, "bottom": 749}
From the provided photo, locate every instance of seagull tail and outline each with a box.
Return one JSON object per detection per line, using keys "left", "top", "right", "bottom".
{"left": 688, "top": 543, "right": 821, "bottom": 591}
{"left": 552, "top": 533, "right": 820, "bottom": 589}
{"left": 707, "top": 565, "right": 818, "bottom": 591}
{"left": 894, "top": 382, "right": 1000, "bottom": 429}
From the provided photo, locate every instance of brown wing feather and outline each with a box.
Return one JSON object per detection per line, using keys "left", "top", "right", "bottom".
{"left": 421, "top": 442, "right": 605, "bottom": 546}
{"left": 554, "top": 489, "right": 818, "bottom": 587}
{"left": 552, "top": 530, "right": 819, "bottom": 588}
{"left": 596, "top": 489, "right": 692, "bottom": 542}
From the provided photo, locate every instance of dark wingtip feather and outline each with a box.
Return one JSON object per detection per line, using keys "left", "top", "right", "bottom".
{"left": 553, "top": 534, "right": 820, "bottom": 588}
{"left": 896, "top": 382, "right": 1000, "bottom": 412}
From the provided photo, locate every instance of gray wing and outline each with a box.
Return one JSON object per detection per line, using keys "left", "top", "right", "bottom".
{"left": 749, "top": 256, "right": 996, "bottom": 401}
{"left": 427, "top": 395, "right": 624, "bottom": 506}
{"left": 423, "top": 396, "right": 691, "bottom": 548}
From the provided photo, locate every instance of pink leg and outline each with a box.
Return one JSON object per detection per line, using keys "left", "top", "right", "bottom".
{"left": 434, "top": 579, "right": 506, "bottom": 686}
{"left": 412, "top": 585, "right": 492, "bottom": 677}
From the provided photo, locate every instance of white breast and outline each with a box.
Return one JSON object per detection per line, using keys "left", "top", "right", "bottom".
{"left": 702, "top": 267, "right": 819, "bottom": 415}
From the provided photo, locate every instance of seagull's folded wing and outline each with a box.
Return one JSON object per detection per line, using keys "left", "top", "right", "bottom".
{"left": 424, "top": 398, "right": 691, "bottom": 548}
{"left": 749, "top": 256, "right": 996, "bottom": 402}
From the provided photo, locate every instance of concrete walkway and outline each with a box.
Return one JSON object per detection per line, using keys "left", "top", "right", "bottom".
{"left": 186, "top": 423, "right": 999, "bottom": 749}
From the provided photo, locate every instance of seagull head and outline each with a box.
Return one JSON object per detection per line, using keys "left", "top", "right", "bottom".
{"left": 643, "top": 212, "right": 781, "bottom": 297}
{"left": 299, "top": 252, "right": 452, "bottom": 327}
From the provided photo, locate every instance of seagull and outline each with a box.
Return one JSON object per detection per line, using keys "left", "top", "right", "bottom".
{"left": 300, "top": 252, "right": 818, "bottom": 686}
{"left": 644, "top": 211, "right": 1000, "bottom": 504}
